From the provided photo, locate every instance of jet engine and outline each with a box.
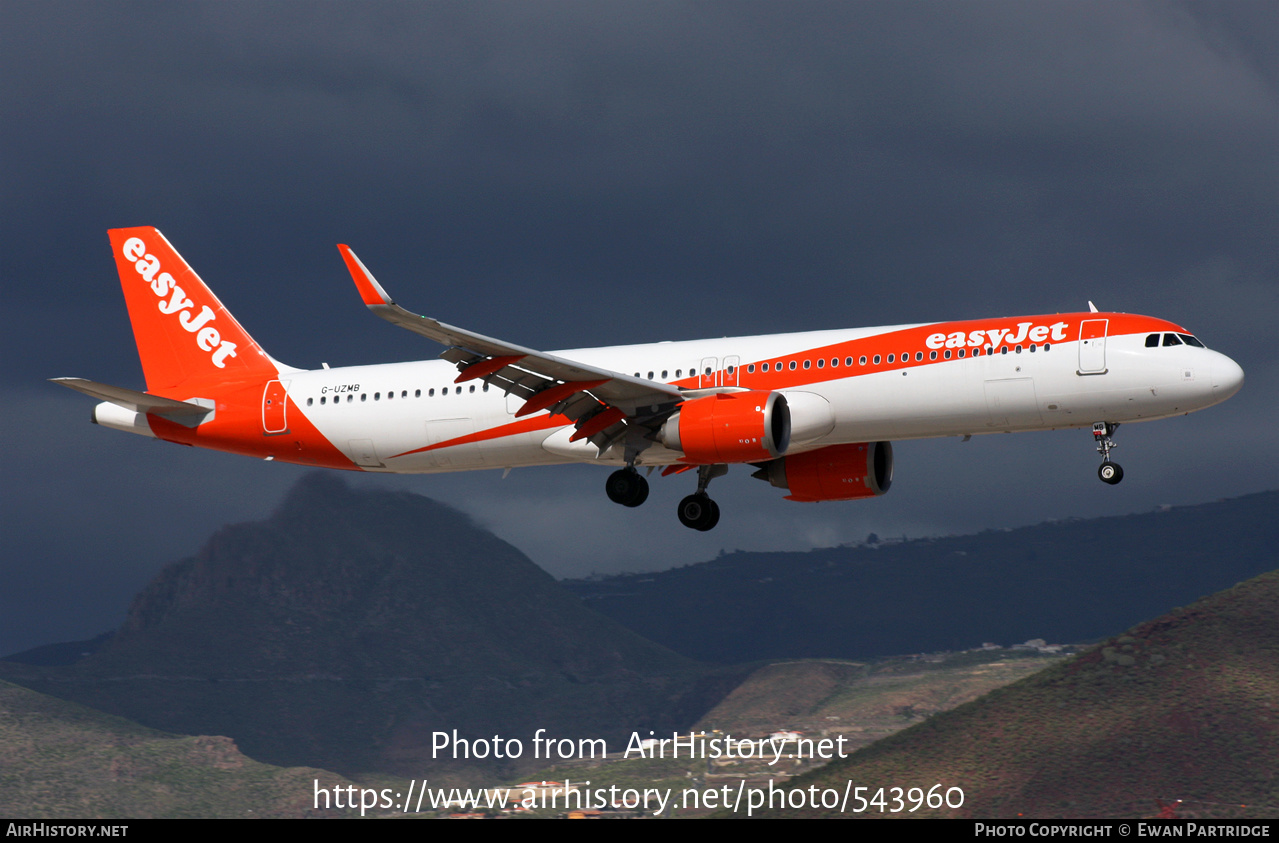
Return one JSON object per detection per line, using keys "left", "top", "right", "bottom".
{"left": 752, "top": 441, "right": 893, "bottom": 501}
{"left": 661, "top": 391, "right": 790, "bottom": 463}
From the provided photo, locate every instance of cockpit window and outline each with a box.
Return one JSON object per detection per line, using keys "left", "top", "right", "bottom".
{"left": 1145, "top": 334, "right": 1160, "bottom": 348}
{"left": 1179, "top": 334, "right": 1205, "bottom": 348}
{"left": 1162, "top": 333, "right": 1183, "bottom": 347}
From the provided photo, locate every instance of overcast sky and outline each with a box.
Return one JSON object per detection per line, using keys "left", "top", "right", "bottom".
{"left": 2, "top": 1, "right": 1276, "bottom": 656}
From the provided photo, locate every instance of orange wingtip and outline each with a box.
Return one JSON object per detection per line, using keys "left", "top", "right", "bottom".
{"left": 337, "top": 244, "right": 392, "bottom": 307}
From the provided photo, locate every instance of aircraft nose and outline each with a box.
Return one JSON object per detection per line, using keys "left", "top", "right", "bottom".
{"left": 1211, "top": 353, "right": 1244, "bottom": 399}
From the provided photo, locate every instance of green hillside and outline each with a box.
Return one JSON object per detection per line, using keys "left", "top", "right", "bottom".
{"left": 755, "top": 569, "right": 1279, "bottom": 819}
{"left": 0, "top": 679, "right": 353, "bottom": 818}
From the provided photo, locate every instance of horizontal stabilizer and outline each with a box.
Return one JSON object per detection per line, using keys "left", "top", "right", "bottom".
{"left": 50, "top": 378, "right": 211, "bottom": 418}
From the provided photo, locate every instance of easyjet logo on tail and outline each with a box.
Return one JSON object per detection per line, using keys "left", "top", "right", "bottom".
{"left": 122, "top": 237, "right": 238, "bottom": 368}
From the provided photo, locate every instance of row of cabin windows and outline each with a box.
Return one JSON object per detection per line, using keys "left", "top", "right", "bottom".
{"left": 303, "top": 333, "right": 1081, "bottom": 406}
{"left": 633, "top": 368, "right": 716, "bottom": 380}
{"left": 633, "top": 344, "right": 1055, "bottom": 382}
{"left": 739, "top": 344, "right": 1052, "bottom": 374}
{"left": 306, "top": 383, "right": 490, "bottom": 407}
{"left": 1146, "top": 333, "right": 1205, "bottom": 348}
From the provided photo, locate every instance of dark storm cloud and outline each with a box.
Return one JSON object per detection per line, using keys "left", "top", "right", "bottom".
{"left": 1, "top": 2, "right": 1275, "bottom": 654}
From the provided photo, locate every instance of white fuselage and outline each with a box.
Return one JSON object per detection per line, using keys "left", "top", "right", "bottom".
{"left": 273, "top": 320, "right": 1241, "bottom": 473}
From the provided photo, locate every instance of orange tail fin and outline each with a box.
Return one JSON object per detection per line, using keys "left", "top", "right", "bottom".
{"left": 109, "top": 227, "right": 279, "bottom": 392}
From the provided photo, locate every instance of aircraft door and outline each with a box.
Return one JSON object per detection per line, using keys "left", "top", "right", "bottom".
{"left": 699, "top": 357, "right": 718, "bottom": 389}
{"left": 262, "top": 380, "right": 289, "bottom": 434}
{"left": 1078, "top": 320, "right": 1109, "bottom": 374}
{"left": 723, "top": 355, "right": 740, "bottom": 387}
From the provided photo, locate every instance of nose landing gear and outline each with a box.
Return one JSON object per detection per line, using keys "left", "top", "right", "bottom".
{"left": 1093, "top": 422, "right": 1123, "bottom": 485}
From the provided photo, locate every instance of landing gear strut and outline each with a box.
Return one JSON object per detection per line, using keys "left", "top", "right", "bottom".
{"left": 1093, "top": 422, "right": 1124, "bottom": 485}
{"left": 677, "top": 464, "right": 726, "bottom": 531}
{"left": 605, "top": 467, "right": 649, "bottom": 507}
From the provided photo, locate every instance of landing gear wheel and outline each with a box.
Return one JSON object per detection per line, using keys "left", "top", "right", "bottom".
{"left": 677, "top": 494, "right": 720, "bottom": 531}
{"left": 703, "top": 499, "right": 721, "bottom": 531}
{"left": 605, "top": 468, "right": 649, "bottom": 507}
{"left": 1098, "top": 462, "right": 1124, "bottom": 485}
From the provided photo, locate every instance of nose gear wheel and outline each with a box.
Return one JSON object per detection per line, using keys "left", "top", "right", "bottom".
{"left": 1092, "top": 422, "right": 1123, "bottom": 485}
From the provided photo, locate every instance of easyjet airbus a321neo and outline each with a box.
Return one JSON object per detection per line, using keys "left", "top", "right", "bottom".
{"left": 56, "top": 227, "right": 1245, "bottom": 531}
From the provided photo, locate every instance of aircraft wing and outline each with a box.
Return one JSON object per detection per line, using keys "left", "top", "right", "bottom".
{"left": 337, "top": 246, "right": 684, "bottom": 451}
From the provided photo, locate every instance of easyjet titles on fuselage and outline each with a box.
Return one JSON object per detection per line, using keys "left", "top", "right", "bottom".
{"left": 925, "top": 321, "right": 1070, "bottom": 350}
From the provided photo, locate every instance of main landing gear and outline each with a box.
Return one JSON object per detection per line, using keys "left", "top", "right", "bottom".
{"left": 605, "top": 467, "right": 649, "bottom": 507}
{"left": 678, "top": 464, "right": 727, "bottom": 532}
{"left": 606, "top": 463, "right": 727, "bottom": 530}
{"left": 1093, "top": 422, "right": 1124, "bottom": 485}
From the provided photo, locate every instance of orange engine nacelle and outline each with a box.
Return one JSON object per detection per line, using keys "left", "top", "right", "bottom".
{"left": 661, "top": 391, "right": 791, "bottom": 463}
{"left": 752, "top": 441, "right": 893, "bottom": 501}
